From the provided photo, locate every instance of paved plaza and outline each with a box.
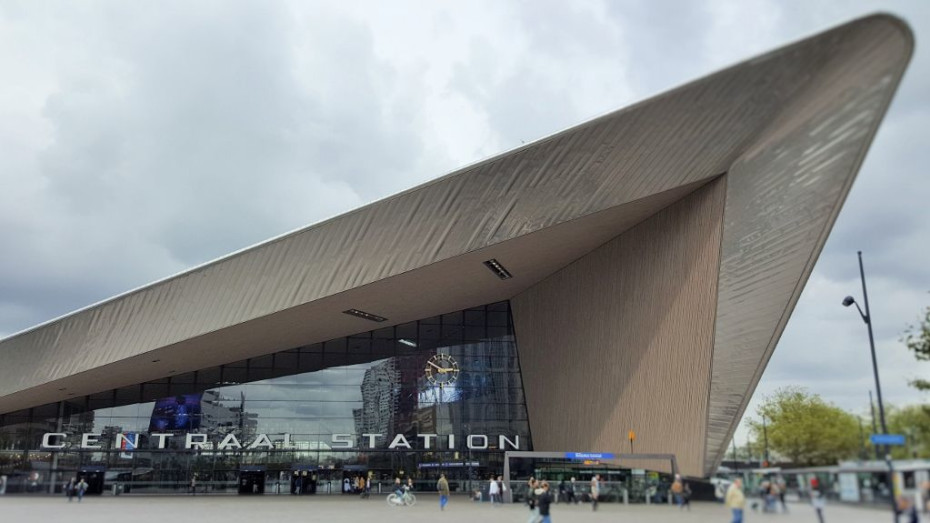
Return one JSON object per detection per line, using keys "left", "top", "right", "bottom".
{"left": 0, "top": 495, "right": 889, "bottom": 522}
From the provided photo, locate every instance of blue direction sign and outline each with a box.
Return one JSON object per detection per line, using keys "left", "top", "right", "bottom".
{"left": 870, "top": 434, "right": 906, "bottom": 446}
{"left": 565, "top": 452, "right": 615, "bottom": 460}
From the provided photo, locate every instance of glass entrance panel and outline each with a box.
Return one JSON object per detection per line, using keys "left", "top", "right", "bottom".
{"left": 1, "top": 301, "right": 533, "bottom": 496}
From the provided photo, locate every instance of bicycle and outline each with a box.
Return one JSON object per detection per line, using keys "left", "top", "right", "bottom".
{"left": 387, "top": 486, "right": 417, "bottom": 507}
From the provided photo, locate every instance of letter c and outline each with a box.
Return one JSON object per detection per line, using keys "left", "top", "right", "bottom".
{"left": 41, "top": 433, "right": 67, "bottom": 449}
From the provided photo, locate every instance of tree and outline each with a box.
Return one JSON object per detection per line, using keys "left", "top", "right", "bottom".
{"left": 747, "top": 387, "right": 861, "bottom": 466}
{"left": 902, "top": 303, "right": 930, "bottom": 391}
{"left": 886, "top": 404, "right": 930, "bottom": 459}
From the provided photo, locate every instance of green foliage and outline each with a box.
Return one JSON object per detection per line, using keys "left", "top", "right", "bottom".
{"left": 902, "top": 303, "right": 930, "bottom": 391}
{"left": 886, "top": 404, "right": 930, "bottom": 459}
{"left": 747, "top": 387, "right": 861, "bottom": 466}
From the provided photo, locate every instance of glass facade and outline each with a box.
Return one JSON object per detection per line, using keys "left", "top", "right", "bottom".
{"left": 0, "top": 301, "right": 531, "bottom": 494}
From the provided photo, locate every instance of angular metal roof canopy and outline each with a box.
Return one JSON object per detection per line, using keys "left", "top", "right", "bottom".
{"left": 0, "top": 14, "right": 913, "bottom": 476}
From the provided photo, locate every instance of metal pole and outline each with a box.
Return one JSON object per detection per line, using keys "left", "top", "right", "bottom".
{"left": 869, "top": 391, "right": 879, "bottom": 459}
{"left": 856, "top": 251, "right": 895, "bottom": 522}
{"left": 859, "top": 252, "right": 888, "bottom": 436}
{"left": 762, "top": 415, "right": 770, "bottom": 466}
{"left": 858, "top": 418, "right": 866, "bottom": 460}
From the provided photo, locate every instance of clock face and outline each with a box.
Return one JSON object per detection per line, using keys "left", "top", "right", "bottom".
{"left": 424, "top": 354, "right": 460, "bottom": 388}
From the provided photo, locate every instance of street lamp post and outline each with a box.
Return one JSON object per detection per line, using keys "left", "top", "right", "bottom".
{"left": 842, "top": 250, "right": 895, "bottom": 521}
{"left": 869, "top": 390, "right": 879, "bottom": 459}
{"left": 761, "top": 414, "right": 770, "bottom": 467}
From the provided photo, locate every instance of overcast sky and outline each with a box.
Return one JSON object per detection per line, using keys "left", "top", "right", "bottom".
{"left": 1, "top": 1, "right": 928, "bottom": 446}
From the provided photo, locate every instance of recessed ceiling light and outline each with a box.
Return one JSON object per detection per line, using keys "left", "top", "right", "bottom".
{"left": 343, "top": 309, "right": 387, "bottom": 322}
{"left": 483, "top": 259, "right": 512, "bottom": 280}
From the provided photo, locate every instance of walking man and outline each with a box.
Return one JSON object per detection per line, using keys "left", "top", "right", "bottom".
{"left": 537, "top": 481, "right": 554, "bottom": 523}
{"left": 527, "top": 477, "right": 540, "bottom": 523}
{"left": 76, "top": 477, "right": 88, "bottom": 502}
{"left": 65, "top": 477, "right": 75, "bottom": 502}
{"left": 777, "top": 477, "right": 788, "bottom": 513}
{"left": 725, "top": 478, "right": 746, "bottom": 523}
{"left": 811, "top": 488, "right": 825, "bottom": 523}
{"left": 682, "top": 481, "right": 692, "bottom": 511}
{"left": 437, "top": 474, "right": 450, "bottom": 511}
{"left": 671, "top": 474, "right": 684, "bottom": 508}
{"left": 590, "top": 474, "right": 600, "bottom": 511}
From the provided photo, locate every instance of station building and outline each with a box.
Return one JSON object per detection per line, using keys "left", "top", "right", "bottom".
{"left": 0, "top": 15, "right": 913, "bottom": 496}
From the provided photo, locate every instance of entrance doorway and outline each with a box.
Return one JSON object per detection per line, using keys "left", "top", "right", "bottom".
{"left": 290, "top": 466, "right": 318, "bottom": 494}
{"left": 78, "top": 466, "right": 106, "bottom": 495}
{"left": 238, "top": 466, "right": 265, "bottom": 495}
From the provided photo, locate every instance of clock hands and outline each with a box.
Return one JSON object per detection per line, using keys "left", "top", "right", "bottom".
{"left": 428, "top": 360, "right": 456, "bottom": 374}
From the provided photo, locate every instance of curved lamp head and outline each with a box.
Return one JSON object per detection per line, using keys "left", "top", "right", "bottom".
{"left": 842, "top": 296, "right": 856, "bottom": 307}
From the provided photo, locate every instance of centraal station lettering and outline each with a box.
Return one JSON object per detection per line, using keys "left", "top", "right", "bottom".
{"left": 40, "top": 432, "right": 520, "bottom": 451}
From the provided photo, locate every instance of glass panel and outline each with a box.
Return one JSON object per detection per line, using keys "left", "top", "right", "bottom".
{"left": 0, "top": 301, "right": 535, "bottom": 494}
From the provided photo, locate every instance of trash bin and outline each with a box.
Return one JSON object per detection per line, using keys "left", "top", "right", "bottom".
{"left": 111, "top": 483, "right": 123, "bottom": 496}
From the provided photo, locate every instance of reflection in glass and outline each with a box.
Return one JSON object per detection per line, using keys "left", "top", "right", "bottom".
{"left": 0, "top": 301, "right": 531, "bottom": 494}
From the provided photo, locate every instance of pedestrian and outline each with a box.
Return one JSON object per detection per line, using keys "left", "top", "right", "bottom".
{"left": 760, "top": 480, "right": 773, "bottom": 512}
{"left": 682, "top": 481, "right": 692, "bottom": 511}
{"left": 897, "top": 496, "right": 919, "bottom": 523}
{"left": 537, "top": 481, "right": 554, "bottom": 523}
{"left": 769, "top": 480, "right": 781, "bottom": 513}
{"left": 567, "top": 477, "right": 576, "bottom": 504}
{"left": 394, "top": 477, "right": 404, "bottom": 498}
{"left": 777, "top": 476, "right": 788, "bottom": 513}
{"left": 811, "top": 488, "right": 825, "bottom": 523}
{"left": 489, "top": 475, "right": 500, "bottom": 505}
{"left": 671, "top": 474, "right": 684, "bottom": 508}
{"left": 922, "top": 480, "right": 930, "bottom": 515}
{"left": 0, "top": 474, "right": 6, "bottom": 495}
{"left": 437, "top": 473, "right": 450, "bottom": 511}
{"left": 725, "top": 478, "right": 745, "bottom": 523}
{"left": 65, "top": 477, "right": 75, "bottom": 502}
{"left": 76, "top": 477, "right": 88, "bottom": 502}
{"left": 189, "top": 474, "right": 197, "bottom": 495}
{"left": 527, "top": 477, "right": 540, "bottom": 523}
{"left": 590, "top": 474, "right": 600, "bottom": 511}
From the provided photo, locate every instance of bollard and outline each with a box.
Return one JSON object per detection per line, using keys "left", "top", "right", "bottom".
{"left": 646, "top": 488, "right": 651, "bottom": 505}
{"left": 623, "top": 489, "right": 629, "bottom": 505}
{"left": 669, "top": 490, "right": 673, "bottom": 505}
